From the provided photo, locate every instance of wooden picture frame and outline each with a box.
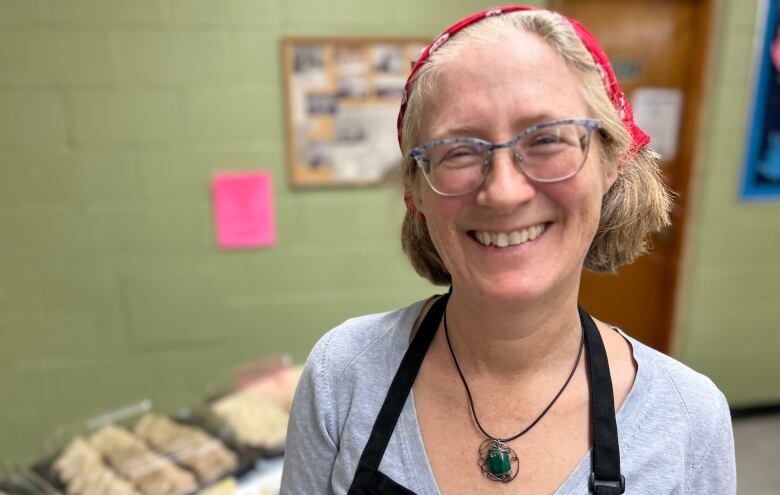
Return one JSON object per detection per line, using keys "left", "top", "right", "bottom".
{"left": 282, "top": 37, "right": 429, "bottom": 188}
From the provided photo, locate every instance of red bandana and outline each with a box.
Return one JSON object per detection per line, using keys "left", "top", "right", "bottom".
{"left": 396, "top": 5, "right": 650, "bottom": 155}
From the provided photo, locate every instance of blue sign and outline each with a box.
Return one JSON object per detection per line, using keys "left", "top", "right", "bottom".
{"left": 742, "top": 0, "right": 780, "bottom": 200}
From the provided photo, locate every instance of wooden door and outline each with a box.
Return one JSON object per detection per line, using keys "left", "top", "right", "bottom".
{"left": 550, "top": 0, "right": 712, "bottom": 352}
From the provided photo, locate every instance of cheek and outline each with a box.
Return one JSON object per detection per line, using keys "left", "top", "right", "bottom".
{"left": 549, "top": 177, "right": 604, "bottom": 232}
{"left": 425, "top": 220, "right": 455, "bottom": 274}
{"left": 418, "top": 185, "right": 457, "bottom": 225}
{"left": 419, "top": 196, "right": 466, "bottom": 263}
{"left": 423, "top": 201, "right": 459, "bottom": 245}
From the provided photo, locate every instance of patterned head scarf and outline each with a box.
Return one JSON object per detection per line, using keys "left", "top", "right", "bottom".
{"left": 396, "top": 5, "right": 650, "bottom": 155}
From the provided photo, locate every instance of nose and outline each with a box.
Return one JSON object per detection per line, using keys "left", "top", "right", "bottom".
{"left": 475, "top": 147, "right": 536, "bottom": 211}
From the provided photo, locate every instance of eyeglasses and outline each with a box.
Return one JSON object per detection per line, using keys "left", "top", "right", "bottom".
{"left": 409, "top": 118, "right": 601, "bottom": 196}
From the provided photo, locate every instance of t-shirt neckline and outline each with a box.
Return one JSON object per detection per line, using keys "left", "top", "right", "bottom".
{"left": 396, "top": 299, "right": 653, "bottom": 495}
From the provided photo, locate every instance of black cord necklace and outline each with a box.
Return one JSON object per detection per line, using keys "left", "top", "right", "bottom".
{"left": 443, "top": 308, "right": 585, "bottom": 483}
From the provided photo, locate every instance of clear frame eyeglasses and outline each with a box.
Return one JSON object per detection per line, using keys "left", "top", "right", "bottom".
{"left": 409, "top": 118, "right": 601, "bottom": 196}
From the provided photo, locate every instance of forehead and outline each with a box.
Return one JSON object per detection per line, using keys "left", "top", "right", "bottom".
{"left": 420, "top": 30, "right": 588, "bottom": 141}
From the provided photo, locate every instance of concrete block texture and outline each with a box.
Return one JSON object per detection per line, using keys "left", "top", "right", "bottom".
{"left": 0, "top": 29, "right": 116, "bottom": 84}
{"left": 0, "top": 206, "right": 91, "bottom": 259}
{"left": 38, "top": 264, "right": 118, "bottom": 310}
{"left": 726, "top": 0, "right": 761, "bottom": 31}
{"left": 169, "top": 0, "right": 282, "bottom": 25}
{"left": 86, "top": 202, "right": 201, "bottom": 253}
{"left": 116, "top": 29, "right": 231, "bottom": 84}
{"left": 0, "top": 267, "right": 42, "bottom": 311}
{"left": 0, "top": 90, "right": 67, "bottom": 148}
{"left": 717, "top": 30, "right": 757, "bottom": 85}
{"left": 22, "top": 150, "right": 138, "bottom": 203}
{"left": 49, "top": 0, "right": 168, "bottom": 25}
{"left": 182, "top": 85, "right": 282, "bottom": 142}
{"left": 0, "top": 152, "right": 25, "bottom": 203}
{"left": 135, "top": 144, "right": 283, "bottom": 199}
{"left": 0, "top": 310, "right": 102, "bottom": 365}
{"left": 281, "top": 0, "right": 391, "bottom": 26}
{"left": 0, "top": 0, "right": 48, "bottom": 23}
{"left": 229, "top": 31, "right": 279, "bottom": 84}
{"left": 120, "top": 267, "right": 234, "bottom": 347}
{"left": 68, "top": 89, "right": 184, "bottom": 144}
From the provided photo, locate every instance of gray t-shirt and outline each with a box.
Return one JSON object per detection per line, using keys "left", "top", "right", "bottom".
{"left": 280, "top": 299, "right": 736, "bottom": 494}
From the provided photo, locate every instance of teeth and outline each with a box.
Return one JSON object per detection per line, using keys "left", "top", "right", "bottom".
{"left": 520, "top": 229, "right": 529, "bottom": 242}
{"left": 474, "top": 224, "right": 545, "bottom": 248}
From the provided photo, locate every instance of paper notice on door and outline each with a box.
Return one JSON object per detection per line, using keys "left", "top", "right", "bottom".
{"left": 213, "top": 171, "right": 276, "bottom": 249}
{"left": 631, "top": 88, "right": 684, "bottom": 161}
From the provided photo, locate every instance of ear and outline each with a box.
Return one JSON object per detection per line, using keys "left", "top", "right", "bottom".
{"left": 404, "top": 188, "right": 426, "bottom": 220}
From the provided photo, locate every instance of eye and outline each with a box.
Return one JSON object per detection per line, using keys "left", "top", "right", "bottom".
{"left": 531, "top": 130, "right": 565, "bottom": 146}
{"left": 525, "top": 127, "right": 579, "bottom": 150}
{"left": 435, "top": 144, "right": 484, "bottom": 168}
{"left": 445, "top": 146, "right": 480, "bottom": 158}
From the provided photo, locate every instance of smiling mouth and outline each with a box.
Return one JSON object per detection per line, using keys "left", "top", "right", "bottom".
{"left": 469, "top": 223, "right": 549, "bottom": 248}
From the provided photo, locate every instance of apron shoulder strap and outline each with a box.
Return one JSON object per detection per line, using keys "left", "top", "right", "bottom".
{"left": 579, "top": 305, "right": 625, "bottom": 494}
{"left": 351, "top": 294, "right": 449, "bottom": 488}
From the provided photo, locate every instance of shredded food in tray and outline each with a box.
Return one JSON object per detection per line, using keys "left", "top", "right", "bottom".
{"left": 89, "top": 424, "right": 197, "bottom": 495}
{"left": 210, "top": 390, "right": 290, "bottom": 449}
{"left": 134, "top": 413, "right": 238, "bottom": 484}
{"left": 53, "top": 437, "right": 141, "bottom": 495}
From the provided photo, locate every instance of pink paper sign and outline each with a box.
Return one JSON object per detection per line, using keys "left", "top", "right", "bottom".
{"left": 213, "top": 171, "right": 276, "bottom": 249}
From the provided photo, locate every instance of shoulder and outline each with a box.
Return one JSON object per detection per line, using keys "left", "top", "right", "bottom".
{"left": 633, "top": 338, "right": 728, "bottom": 422}
{"left": 290, "top": 300, "right": 426, "bottom": 454}
{"left": 627, "top": 336, "right": 732, "bottom": 469}
{"left": 307, "top": 300, "right": 425, "bottom": 383}
{"left": 298, "top": 299, "right": 427, "bottom": 421}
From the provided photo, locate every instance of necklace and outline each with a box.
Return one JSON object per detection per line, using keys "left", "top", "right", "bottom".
{"left": 443, "top": 308, "right": 585, "bottom": 483}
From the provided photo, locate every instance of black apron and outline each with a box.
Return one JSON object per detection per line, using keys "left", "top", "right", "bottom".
{"left": 348, "top": 293, "right": 625, "bottom": 494}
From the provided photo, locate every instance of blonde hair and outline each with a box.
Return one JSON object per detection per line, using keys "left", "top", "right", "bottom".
{"left": 400, "top": 10, "right": 671, "bottom": 285}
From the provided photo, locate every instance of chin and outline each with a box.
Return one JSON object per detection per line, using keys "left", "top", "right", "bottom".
{"left": 458, "top": 272, "right": 555, "bottom": 304}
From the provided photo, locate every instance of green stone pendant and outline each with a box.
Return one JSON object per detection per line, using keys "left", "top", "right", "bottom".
{"left": 487, "top": 446, "right": 512, "bottom": 477}
{"left": 478, "top": 440, "right": 519, "bottom": 482}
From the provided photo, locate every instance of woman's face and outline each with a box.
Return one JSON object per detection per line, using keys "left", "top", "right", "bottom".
{"left": 416, "top": 30, "right": 617, "bottom": 305}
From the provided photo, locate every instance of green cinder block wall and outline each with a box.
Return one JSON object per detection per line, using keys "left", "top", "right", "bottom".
{"left": 674, "top": 0, "right": 780, "bottom": 407}
{"left": 0, "top": 0, "right": 544, "bottom": 465}
{"left": 1, "top": 0, "right": 778, "bottom": 465}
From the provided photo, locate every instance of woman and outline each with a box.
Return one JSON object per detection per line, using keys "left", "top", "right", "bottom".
{"left": 281, "top": 6, "right": 735, "bottom": 494}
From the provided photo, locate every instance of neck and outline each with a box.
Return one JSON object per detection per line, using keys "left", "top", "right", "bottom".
{"left": 443, "top": 285, "right": 583, "bottom": 379}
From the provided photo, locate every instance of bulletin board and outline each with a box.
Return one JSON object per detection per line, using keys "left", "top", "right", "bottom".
{"left": 742, "top": 0, "right": 780, "bottom": 200}
{"left": 282, "top": 37, "right": 428, "bottom": 188}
